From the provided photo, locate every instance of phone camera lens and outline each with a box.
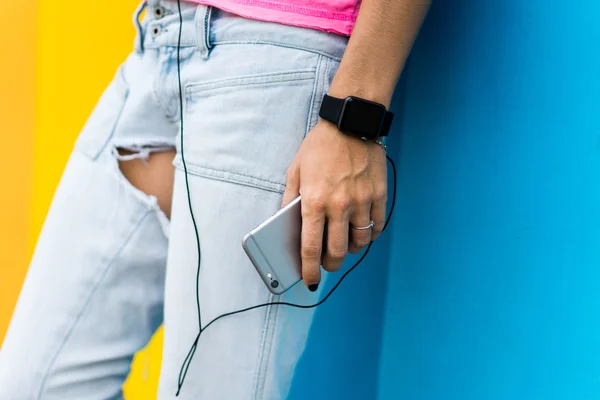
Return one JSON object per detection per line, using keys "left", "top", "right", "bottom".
{"left": 271, "top": 280, "right": 279, "bottom": 289}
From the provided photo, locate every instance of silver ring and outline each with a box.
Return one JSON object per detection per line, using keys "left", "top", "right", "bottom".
{"left": 352, "top": 220, "right": 375, "bottom": 230}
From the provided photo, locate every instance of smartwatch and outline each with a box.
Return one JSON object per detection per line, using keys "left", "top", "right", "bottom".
{"left": 318, "top": 94, "right": 394, "bottom": 140}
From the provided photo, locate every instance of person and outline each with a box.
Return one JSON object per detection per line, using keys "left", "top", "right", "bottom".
{"left": 0, "top": 0, "right": 430, "bottom": 398}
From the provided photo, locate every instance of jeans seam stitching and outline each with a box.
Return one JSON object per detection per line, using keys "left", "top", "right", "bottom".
{"left": 186, "top": 71, "right": 315, "bottom": 95}
{"left": 174, "top": 161, "right": 287, "bottom": 193}
{"left": 204, "top": 6, "right": 212, "bottom": 52}
{"left": 36, "top": 211, "right": 153, "bottom": 398}
{"left": 262, "top": 302, "right": 280, "bottom": 397}
{"left": 87, "top": 66, "right": 130, "bottom": 161}
{"left": 252, "top": 292, "right": 274, "bottom": 399}
{"left": 152, "top": 66, "right": 176, "bottom": 122}
{"left": 170, "top": 47, "right": 198, "bottom": 123}
{"left": 317, "top": 58, "right": 333, "bottom": 128}
{"left": 253, "top": 295, "right": 280, "bottom": 399}
{"left": 321, "top": 58, "right": 333, "bottom": 123}
{"left": 305, "top": 54, "right": 323, "bottom": 136}
{"left": 211, "top": 40, "right": 343, "bottom": 62}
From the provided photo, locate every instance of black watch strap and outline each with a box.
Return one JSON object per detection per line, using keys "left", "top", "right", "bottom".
{"left": 381, "top": 109, "right": 394, "bottom": 137}
{"left": 319, "top": 94, "right": 345, "bottom": 126}
{"left": 319, "top": 94, "right": 394, "bottom": 138}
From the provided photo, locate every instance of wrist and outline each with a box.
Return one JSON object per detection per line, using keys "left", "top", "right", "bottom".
{"left": 328, "top": 85, "right": 392, "bottom": 109}
{"left": 328, "top": 67, "right": 395, "bottom": 108}
{"left": 316, "top": 119, "right": 374, "bottom": 150}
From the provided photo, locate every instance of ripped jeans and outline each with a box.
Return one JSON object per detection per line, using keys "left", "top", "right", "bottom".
{"left": 0, "top": 1, "right": 346, "bottom": 399}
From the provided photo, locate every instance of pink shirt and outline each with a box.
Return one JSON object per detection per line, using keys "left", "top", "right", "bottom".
{"left": 186, "top": 0, "right": 361, "bottom": 36}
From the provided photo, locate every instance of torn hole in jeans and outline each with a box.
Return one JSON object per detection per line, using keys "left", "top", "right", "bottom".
{"left": 113, "top": 144, "right": 176, "bottom": 163}
{"left": 113, "top": 144, "right": 176, "bottom": 237}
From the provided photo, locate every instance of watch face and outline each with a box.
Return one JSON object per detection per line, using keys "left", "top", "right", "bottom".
{"left": 339, "top": 97, "right": 386, "bottom": 139}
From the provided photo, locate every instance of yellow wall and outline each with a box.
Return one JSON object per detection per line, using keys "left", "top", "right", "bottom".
{"left": 0, "top": 2, "right": 36, "bottom": 344}
{"left": 1, "top": 1, "right": 163, "bottom": 398}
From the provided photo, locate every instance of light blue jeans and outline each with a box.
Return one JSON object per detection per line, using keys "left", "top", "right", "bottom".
{"left": 0, "top": 1, "right": 346, "bottom": 398}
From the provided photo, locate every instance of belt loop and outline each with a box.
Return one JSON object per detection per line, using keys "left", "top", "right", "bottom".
{"left": 133, "top": 1, "right": 148, "bottom": 54}
{"left": 195, "top": 5, "right": 213, "bottom": 59}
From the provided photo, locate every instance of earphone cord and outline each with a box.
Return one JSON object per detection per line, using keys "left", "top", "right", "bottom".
{"left": 174, "top": 0, "right": 398, "bottom": 395}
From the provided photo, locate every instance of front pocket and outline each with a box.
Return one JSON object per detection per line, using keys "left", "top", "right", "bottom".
{"left": 186, "top": 69, "right": 315, "bottom": 94}
{"left": 176, "top": 68, "right": 319, "bottom": 193}
{"left": 75, "top": 66, "right": 129, "bottom": 160}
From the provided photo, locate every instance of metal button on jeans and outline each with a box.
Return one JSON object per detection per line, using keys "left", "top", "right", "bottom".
{"left": 153, "top": 6, "right": 164, "bottom": 19}
{"left": 151, "top": 25, "right": 162, "bottom": 38}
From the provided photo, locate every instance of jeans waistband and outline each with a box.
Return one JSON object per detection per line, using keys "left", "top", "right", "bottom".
{"left": 134, "top": 0, "right": 348, "bottom": 61}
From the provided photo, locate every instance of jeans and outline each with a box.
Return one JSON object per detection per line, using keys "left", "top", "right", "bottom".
{"left": 0, "top": 1, "right": 346, "bottom": 398}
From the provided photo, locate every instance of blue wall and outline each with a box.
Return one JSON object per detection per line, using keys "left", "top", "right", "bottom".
{"left": 379, "top": 1, "right": 600, "bottom": 399}
{"left": 288, "top": 237, "right": 392, "bottom": 399}
{"left": 291, "top": 1, "right": 600, "bottom": 399}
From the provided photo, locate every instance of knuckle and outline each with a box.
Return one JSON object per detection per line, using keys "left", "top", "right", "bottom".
{"left": 373, "top": 190, "right": 387, "bottom": 203}
{"left": 301, "top": 245, "right": 321, "bottom": 261}
{"left": 303, "top": 193, "right": 327, "bottom": 213}
{"left": 331, "top": 195, "right": 351, "bottom": 212}
{"left": 354, "top": 190, "right": 373, "bottom": 207}
{"left": 373, "top": 188, "right": 388, "bottom": 203}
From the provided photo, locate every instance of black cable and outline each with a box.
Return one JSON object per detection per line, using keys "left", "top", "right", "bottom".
{"left": 176, "top": 0, "right": 202, "bottom": 332}
{"left": 174, "top": 0, "right": 398, "bottom": 395}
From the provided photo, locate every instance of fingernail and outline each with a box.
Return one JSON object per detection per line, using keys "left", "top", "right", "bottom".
{"left": 308, "top": 283, "right": 319, "bottom": 292}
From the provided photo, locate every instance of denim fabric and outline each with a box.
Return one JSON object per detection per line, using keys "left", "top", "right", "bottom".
{"left": 0, "top": 1, "right": 345, "bottom": 399}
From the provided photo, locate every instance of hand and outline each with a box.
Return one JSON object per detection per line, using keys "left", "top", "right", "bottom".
{"left": 281, "top": 120, "right": 387, "bottom": 291}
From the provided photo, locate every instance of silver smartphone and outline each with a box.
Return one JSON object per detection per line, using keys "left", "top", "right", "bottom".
{"left": 242, "top": 196, "right": 303, "bottom": 295}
